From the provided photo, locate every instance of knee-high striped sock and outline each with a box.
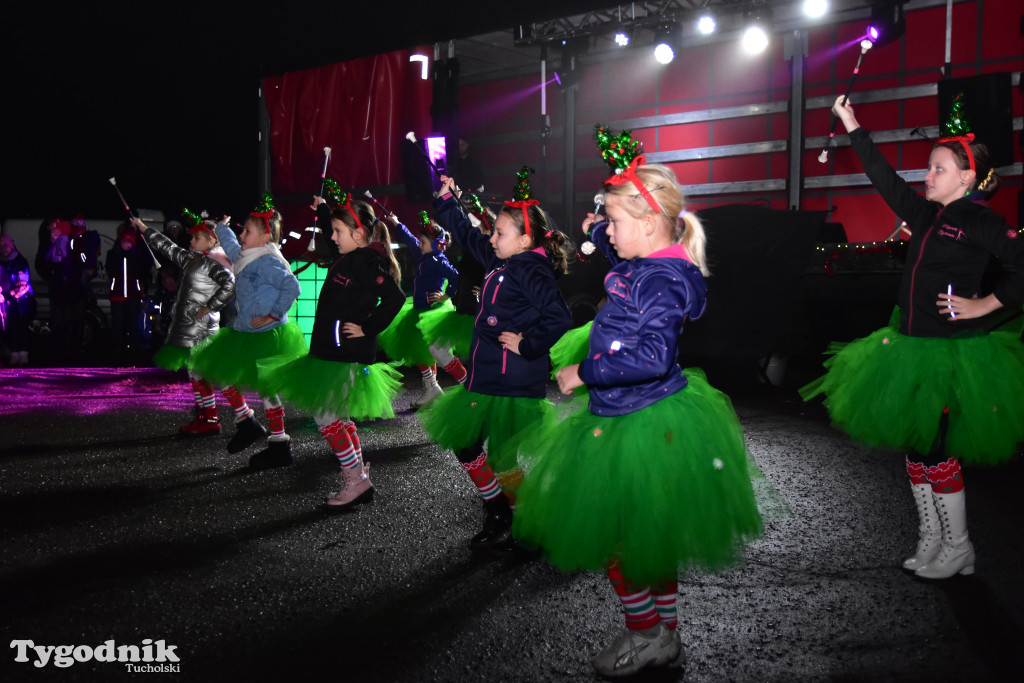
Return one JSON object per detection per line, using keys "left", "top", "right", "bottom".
{"left": 222, "top": 386, "right": 251, "bottom": 422}
{"left": 608, "top": 561, "right": 659, "bottom": 631}
{"left": 265, "top": 404, "right": 286, "bottom": 440}
{"left": 418, "top": 365, "right": 435, "bottom": 381}
{"left": 190, "top": 378, "right": 204, "bottom": 408}
{"left": 197, "top": 379, "right": 217, "bottom": 410}
{"left": 651, "top": 581, "right": 678, "bottom": 630}
{"left": 344, "top": 421, "right": 362, "bottom": 461}
{"left": 443, "top": 358, "right": 467, "bottom": 384}
{"left": 319, "top": 419, "right": 359, "bottom": 468}
{"left": 461, "top": 453, "right": 502, "bottom": 501}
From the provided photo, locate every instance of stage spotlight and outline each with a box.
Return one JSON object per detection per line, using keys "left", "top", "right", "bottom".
{"left": 741, "top": 5, "right": 772, "bottom": 55}
{"left": 868, "top": 0, "right": 906, "bottom": 46}
{"left": 803, "top": 0, "right": 828, "bottom": 19}
{"left": 741, "top": 25, "right": 769, "bottom": 54}
{"left": 614, "top": 29, "right": 630, "bottom": 47}
{"left": 866, "top": 26, "right": 880, "bottom": 42}
{"left": 653, "top": 23, "right": 676, "bottom": 64}
{"left": 654, "top": 42, "right": 674, "bottom": 64}
{"left": 697, "top": 14, "right": 716, "bottom": 35}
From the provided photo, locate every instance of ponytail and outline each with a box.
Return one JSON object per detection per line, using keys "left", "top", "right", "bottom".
{"left": 332, "top": 200, "right": 401, "bottom": 284}
{"left": 499, "top": 203, "right": 570, "bottom": 275}
{"left": 676, "top": 212, "right": 709, "bottom": 277}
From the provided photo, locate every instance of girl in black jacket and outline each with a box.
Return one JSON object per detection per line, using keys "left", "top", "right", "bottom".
{"left": 803, "top": 96, "right": 1024, "bottom": 580}
{"left": 420, "top": 173, "right": 572, "bottom": 552}
{"left": 264, "top": 195, "right": 405, "bottom": 511}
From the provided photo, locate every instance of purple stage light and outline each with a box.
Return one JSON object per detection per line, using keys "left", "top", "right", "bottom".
{"left": 553, "top": 71, "right": 562, "bottom": 86}
{"left": 425, "top": 136, "right": 447, "bottom": 173}
{"left": 867, "top": 26, "right": 879, "bottom": 42}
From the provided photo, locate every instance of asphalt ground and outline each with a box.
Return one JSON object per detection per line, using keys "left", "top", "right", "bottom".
{"left": 1, "top": 366, "right": 1021, "bottom": 682}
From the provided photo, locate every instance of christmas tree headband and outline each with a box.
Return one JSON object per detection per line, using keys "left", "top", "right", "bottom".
{"left": 183, "top": 207, "right": 215, "bottom": 241}
{"left": 504, "top": 166, "right": 544, "bottom": 237}
{"left": 466, "top": 193, "right": 492, "bottom": 232}
{"left": 595, "top": 125, "right": 660, "bottom": 213}
{"left": 323, "top": 178, "right": 344, "bottom": 207}
{"left": 250, "top": 191, "right": 276, "bottom": 234}
{"left": 938, "top": 93, "right": 975, "bottom": 172}
{"left": 419, "top": 210, "right": 448, "bottom": 251}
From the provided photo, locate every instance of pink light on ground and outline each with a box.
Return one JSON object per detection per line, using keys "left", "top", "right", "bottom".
{"left": 0, "top": 368, "right": 260, "bottom": 417}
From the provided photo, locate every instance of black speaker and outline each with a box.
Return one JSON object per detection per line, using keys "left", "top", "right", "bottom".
{"left": 401, "top": 139, "right": 434, "bottom": 203}
{"left": 938, "top": 73, "right": 1014, "bottom": 169}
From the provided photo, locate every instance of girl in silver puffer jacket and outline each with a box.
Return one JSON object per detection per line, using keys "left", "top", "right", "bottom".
{"left": 132, "top": 215, "right": 235, "bottom": 435}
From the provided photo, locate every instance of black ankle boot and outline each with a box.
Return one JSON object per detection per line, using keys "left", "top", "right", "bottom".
{"left": 249, "top": 438, "right": 292, "bottom": 470}
{"left": 469, "top": 495, "right": 513, "bottom": 551}
{"left": 488, "top": 535, "right": 542, "bottom": 561}
{"left": 227, "top": 415, "right": 267, "bottom": 454}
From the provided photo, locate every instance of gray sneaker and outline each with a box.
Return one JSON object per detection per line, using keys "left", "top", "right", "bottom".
{"left": 591, "top": 623, "right": 684, "bottom": 678}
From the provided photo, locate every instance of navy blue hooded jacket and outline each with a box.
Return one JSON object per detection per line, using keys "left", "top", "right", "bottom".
{"left": 433, "top": 196, "right": 571, "bottom": 399}
{"left": 580, "top": 220, "right": 707, "bottom": 417}
{"left": 394, "top": 221, "right": 459, "bottom": 310}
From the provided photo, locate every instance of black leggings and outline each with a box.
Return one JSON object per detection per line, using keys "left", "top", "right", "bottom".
{"left": 914, "top": 411, "right": 951, "bottom": 467}
{"left": 456, "top": 438, "right": 486, "bottom": 465}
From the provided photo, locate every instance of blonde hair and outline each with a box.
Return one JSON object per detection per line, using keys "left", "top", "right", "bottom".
{"left": 602, "top": 163, "right": 708, "bottom": 276}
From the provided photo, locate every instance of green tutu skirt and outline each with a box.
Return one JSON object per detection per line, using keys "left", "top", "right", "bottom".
{"left": 513, "top": 369, "right": 764, "bottom": 586}
{"left": 418, "top": 385, "right": 558, "bottom": 473}
{"left": 550, "top": 321, "right": 593, "bottom": 373}
{"left": 801, "top": 316, "right": 1024, "bottom": 464}
{"left": 416, "top": 300, "right": 474, "bottom": 358}
{"left": 189, "top": 322, "right": 308, "bottom": 394}
{"left": 153, "top": 343, "right": 192, "bottom": 372}
{"left": 260, "top": 354, "right": 402, "bottom": 421}
{"left": 378, "top": 297, "right": 434, "bottom": 366}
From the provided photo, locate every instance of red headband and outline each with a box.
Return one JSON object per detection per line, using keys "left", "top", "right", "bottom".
{"left": 188, "top": 223, "right": 217, "bottom": 241}
{"left": 937, "top": 132, "right": 975, "bottom": 172}
{"left": 250, "top": 210, "right": 274, "bottom": 235}
{"left": 503, "top": 198, "right": 540, "bottom": 237}
{"left": 343, "top": 204, "right": 364, "bottom": 232}
{"left": 605, "top": 155, "right": 661, "bottom": 213}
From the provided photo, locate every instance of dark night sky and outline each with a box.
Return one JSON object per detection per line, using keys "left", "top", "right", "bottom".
{"left": 4, "top": 0, "right": 611, "bottom": 223}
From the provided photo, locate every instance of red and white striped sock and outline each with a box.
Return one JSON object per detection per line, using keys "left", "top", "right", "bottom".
{"left": 344, "top": 421, "right": 362, "bottom": 461}
{"left": 906, "top": 456, "right": 928, "bottom": 486}
{"left": 443, "top": 358, "right": 467, "bottom": 384}
{"left": 265, "top": 405, "right": 286, "bottom": 440}
{"left": 190, "top": 378, "right": 204, "bottom": 408}
{"left": 418, "top": 365, "right": 434, "bottom": 380}
{"left": 926, "top": 457, "right": 964, "bottom": 494}
{"left": 320, "top": 419, "right": 358, "bottom": 468}
{"left": 651, "top": 582, "right": 678, "bottom": 630}
{"left": 222, "top": 386, "right": 251, "bottom": 422}
{"left": 608, "top": 561, "right": 659, "bottom": 631}
{"left": 461, "top": 453, "right": 502, "bottom": 501}
{"left": 197, "top": 379, "right": 217, "bottom": 409}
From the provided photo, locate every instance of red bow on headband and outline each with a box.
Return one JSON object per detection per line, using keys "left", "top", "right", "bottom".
{"left": 605, "top": 155, "right": 660, "bottom": 213}
{"left": 250, "top": 210, "right": 274, "bottom": 234}
{"left": 937, "top": 132, "right": 976, "bottom": 172}
{"left": 504, "top": 198, "right": 540, "bottom": 237}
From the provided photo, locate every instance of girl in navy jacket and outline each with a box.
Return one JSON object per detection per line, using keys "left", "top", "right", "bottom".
{"left": 420, "top": 173, "right": 572, "bottom": 552}
{"left": 513, "top": 161, "right": 763, "bottom": 678}
{"left": 264, "top": 195, "right": 405, "bottom": 510}
{"left": 802, "top": 97, "right": 1024, "bottom": 581}
{"left": 189, "top": 194, "right": 306, "bottom": 469}
{"left": 378, "top": 211, "right": 465, "bottom": 408}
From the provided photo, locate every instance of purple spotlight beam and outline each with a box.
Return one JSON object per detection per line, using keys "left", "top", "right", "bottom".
{"left": 867, "top": 26, "right": 879, "bottom": 42}
{"left": 553, "top": 71, "right": 562, "bottom": 86}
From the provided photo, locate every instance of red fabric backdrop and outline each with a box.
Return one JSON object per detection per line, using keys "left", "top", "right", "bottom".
{"left": 262, "top": 47, "right": 433, "bottom": 258}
